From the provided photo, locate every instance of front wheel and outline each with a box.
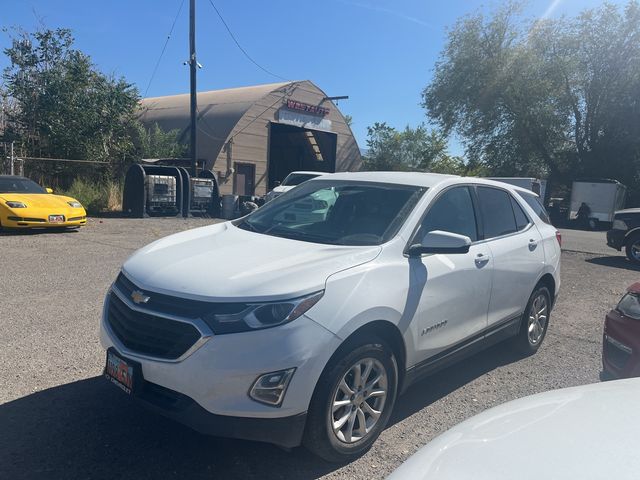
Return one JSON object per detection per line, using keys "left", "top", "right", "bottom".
{"left": 303, "top": 337, "right": 398, "bottom": 463}
{"left": 514, "top": 286, "right": 551, "bottom": 355}
{"left": 625, "top": 233, "right": 640, "bottom": 265}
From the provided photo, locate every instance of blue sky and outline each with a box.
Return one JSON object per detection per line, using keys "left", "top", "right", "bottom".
{"left": 0, "top": 0, "right": 627, "bottom": 155}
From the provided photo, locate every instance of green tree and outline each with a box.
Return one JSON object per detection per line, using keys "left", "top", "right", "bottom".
{"left": 1, "top": 27, "right": 140, "bottom": 185}
{"left": 363, "top": 122, "right": 464, "bottom": 174}
{"left": 423, "top": 1, "right": 640, "bottom": 200}
{"left": 136, "top": 123, "right": 187, "bottom": 160}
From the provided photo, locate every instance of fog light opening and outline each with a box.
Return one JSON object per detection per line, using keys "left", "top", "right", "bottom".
{"left": 249, "top": 368, "right": 296, "bottom": 407}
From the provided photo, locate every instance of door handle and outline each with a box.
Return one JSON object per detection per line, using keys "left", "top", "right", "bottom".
{"left": 475, "top": 253, "right": 490, "bottom": 267}
{"left": 529, "top": 238, "right": 538, "bottom": 250}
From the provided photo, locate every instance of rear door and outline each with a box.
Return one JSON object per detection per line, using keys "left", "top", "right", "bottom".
{"left": 476, "top": 186, "right": 545, "bottom": 329}
{"left": 408, "top": 186, "right": 493, "bottom": 364}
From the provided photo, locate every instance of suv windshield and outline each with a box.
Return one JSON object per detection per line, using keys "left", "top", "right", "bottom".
{"left": 282, "top": 173, "right": 321, "bottom": 186}
{"left": 238, "top": 180, "right": 426, "bottom": 245}
{"left": 0, "top": 177, "right": 46, "bottom": 194}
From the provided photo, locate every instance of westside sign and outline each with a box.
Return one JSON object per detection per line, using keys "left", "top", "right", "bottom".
{"left": 285, "top": 99, "right": 330, "bottom": 117}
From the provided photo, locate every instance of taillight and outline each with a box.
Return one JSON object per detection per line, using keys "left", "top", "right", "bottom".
{"left": 555, "top": 231, "right": 562, "bottom": 247}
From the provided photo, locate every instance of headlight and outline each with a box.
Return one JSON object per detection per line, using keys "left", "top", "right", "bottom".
{"left": 613, "top": 219, "right": 628, "bottom": 230}
{"left": 67, "top": 201, "right": 83, "bottom": 208}
{"left": 5, "top": 201, "right": 26, "bottom": 208}
{"left": 202, "top": 291, "right": 324, "bottom": 334}
{"left": 617, "top": 293, "right": 640, "bottom": 319}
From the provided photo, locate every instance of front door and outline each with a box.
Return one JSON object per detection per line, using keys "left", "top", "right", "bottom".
{"left": 234, "top": 163, "right": 255, "bottom": 196}
{"left": 408, "top": 186, "right": 493, "bottom": 365}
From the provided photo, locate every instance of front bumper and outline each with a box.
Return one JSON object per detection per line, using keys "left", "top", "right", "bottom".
{"left": 100, "top": 294, "right": 341, "bottom": 446}
{"left": 606, "top": 229, "right": 625, "bottom": 251}
{"left": 128, "top": 376, "right": 307, "bottom": 448}
{"left": 3, "top": 214, "right": 87, "bottom": 228}
{"left": 602, "top": 309, "right": 640, "bottom": 379}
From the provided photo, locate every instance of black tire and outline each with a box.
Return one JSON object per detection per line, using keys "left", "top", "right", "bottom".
{"left": 514, "top": 286, "right": 551, "bottom": 356}
{"left": 625, "top": 232, "right": 640, "bottom": 265}
{"left": 588, "top": 218, "right": 599, "bottom": 230}
{"left": 303, "top": 336, "right": 398, "bottom": 463}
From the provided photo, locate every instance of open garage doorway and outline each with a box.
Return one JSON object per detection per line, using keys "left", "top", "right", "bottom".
{"left": 268, "top": 123, "right": 337, "bottom": 189}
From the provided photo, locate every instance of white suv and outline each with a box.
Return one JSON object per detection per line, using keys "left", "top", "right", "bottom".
{"left": 100, "top": 172, "right": 560, "bottom": 462}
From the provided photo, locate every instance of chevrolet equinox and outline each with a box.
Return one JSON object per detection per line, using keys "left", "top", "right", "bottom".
{"left": 100, "top": 172, "right": 561, "bottom": 462}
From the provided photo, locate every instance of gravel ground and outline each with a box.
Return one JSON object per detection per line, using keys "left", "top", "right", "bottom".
{"left": 0, "top": 218, "right": 637, "bottom": 480}
{"left": 558, "top": 227, "right": 613, "bottom": 255}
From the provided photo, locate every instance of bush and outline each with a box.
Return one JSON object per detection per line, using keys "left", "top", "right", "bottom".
{"left": 62, "top": 178, "right": 122, "bottom": 215}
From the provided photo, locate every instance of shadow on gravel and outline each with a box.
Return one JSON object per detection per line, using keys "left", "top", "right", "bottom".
{"left": 0, "top": 344, "right": 523, "bottom": 480}
{"left": 391, "top": 342, "right": 522, "bottom": 427}
{"left": 0, "top": 345, "right": 518, "bottom": 480}
{"left": 0, "top": 378, "right": 334, "bottom": 480}
{"left": 586, "top": 256, "right": 640, "bottom": 272}
{"left": 0, "top": 227, "right": 79, "bottom": 236}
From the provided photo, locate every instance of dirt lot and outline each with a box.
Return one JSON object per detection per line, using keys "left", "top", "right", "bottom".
{"left": 0, "top": 218, "right": 637, "bottom": 480}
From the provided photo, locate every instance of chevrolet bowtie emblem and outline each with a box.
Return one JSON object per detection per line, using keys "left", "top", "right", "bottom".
{"left": 131, "top": 290, "right": 150, "bottom": 304}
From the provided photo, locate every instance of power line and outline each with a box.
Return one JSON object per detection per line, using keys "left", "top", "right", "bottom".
{"left": 205, "top": 0, "right": 288, "bottom": 81}
{"left": 143, "top": 0, "right": 186, "bottom": 98}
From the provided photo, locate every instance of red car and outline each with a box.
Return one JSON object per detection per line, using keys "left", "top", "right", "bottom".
{"left": 603, "top": 283, "right": 640, "bottom": 379}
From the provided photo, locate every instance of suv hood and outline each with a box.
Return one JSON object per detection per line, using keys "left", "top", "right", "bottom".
{"left": 122, "top": 222, "right": 381, "bottom": 302}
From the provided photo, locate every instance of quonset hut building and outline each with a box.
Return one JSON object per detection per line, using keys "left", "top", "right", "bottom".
{"left": 139, "top": 80, "right": 362, "bottom": 197}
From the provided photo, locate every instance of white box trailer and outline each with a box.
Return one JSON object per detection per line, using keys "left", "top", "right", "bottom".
{"left": 569, "top": 179, "right": 626, "bottom": 227}
{"left": 487, "top": 177, "right": 547, "bottom": 200}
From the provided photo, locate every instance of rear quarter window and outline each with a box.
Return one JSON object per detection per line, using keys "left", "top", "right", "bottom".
{"left": 518, "top": 192, "right": 551, "bottom": 224}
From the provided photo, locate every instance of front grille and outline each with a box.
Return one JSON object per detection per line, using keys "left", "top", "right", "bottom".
{"left": 139, "top": 380, "right": 191, "bottom": 411}
{"left": 604, "top": 336, "right": 631, "bottom": 370}
{"left": 107, "top": 292, "right": 201, "bottom": 360}
{"left": 8, "top": 216, "right": 45, "bottom": 222}
{"left": 114, "top": 273, "right": 247, "bottom": 320}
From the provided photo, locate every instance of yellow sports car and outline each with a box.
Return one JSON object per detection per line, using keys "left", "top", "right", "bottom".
{"left": 0, "top": 175, "right": 87, "bottom": 230}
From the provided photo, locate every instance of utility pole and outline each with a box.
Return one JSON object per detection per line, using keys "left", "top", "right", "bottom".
{"left": 189, "top": 0, "right": 197, "bottom": 178}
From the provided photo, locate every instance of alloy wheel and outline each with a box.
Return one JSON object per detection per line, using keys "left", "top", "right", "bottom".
{"left": 632, "top": 241, "right": 640, "bottom": 261}
{"left": 331, "top": 358, "right": 388, "bottom": 444}
{"left": 528, "top": 293, "right": 548, "bottom": 345}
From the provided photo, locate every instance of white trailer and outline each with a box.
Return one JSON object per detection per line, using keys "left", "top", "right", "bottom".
{"left": 487, "top": 177, "right": 547, "bottom": 200}
{"left": 569, "top": 179, "right": 626, "bottom": 228}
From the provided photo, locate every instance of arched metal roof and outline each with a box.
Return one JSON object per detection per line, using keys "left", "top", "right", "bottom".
{"left": 139, "top": 81, "right": 294, "bottom": 162}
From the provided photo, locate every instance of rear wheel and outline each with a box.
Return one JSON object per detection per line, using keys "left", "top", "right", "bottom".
{"left": 588, "top": 218, "right": 599, "bottom": 230}
{"left": 303, "top": 336, "right": 398, "bottom": 463}
{"left": 625, "top": 233, "right": 640, "bottom": 265}
{"left": 514, "top": 286, "right": 551, "bottom": 355}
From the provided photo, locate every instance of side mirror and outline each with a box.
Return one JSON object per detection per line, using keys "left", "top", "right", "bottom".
{"left": 408, "top": 230, "right": 472, "bottom": 256}
{"left": 274, "top": 181, "right": 281, "bottom": 187}
{"left": 46, "top": 187, "right": 54, "bottom": 194}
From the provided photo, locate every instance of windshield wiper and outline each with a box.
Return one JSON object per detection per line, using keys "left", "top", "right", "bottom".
{"left": 267, "top": 228, "right": 339, "bottom": 245}
{"left": 238, "top": 220, "right": 260, "bottom": 233}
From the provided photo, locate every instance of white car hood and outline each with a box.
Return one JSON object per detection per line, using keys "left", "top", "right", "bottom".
{"left": 388, "top": 378, "right": 640, "bottom": 480}
{"left": 122, "top": 222, "right": 380, "bottom": 302}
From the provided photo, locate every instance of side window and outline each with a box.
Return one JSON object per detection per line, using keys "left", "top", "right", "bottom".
{"left": 510, "top": 196, "right": 530, "bottom": 231}
{"left": 417, "top": 186, "right": 478, "bottom": 241}
{"left": 477, "top": 187, "right": 517, "bottom": 239}
{"left": 518, "top": 192, "right": 552, "bottom": 224}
